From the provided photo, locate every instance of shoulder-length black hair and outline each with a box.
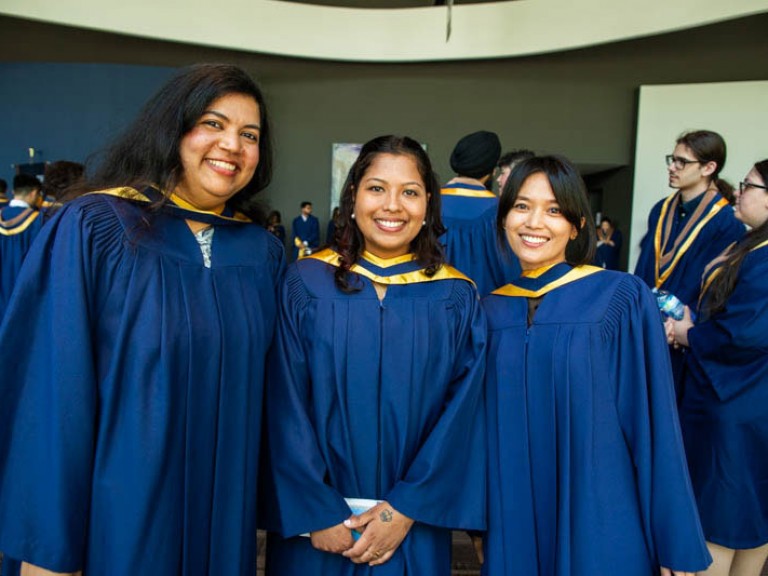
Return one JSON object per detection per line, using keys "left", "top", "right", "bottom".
{"left": 703, "top": 159, "right": 768, "bottom": 317}
{"left": 333, "top": 135, "right": 445, "bottom": 292}
{"left": 74, "top": 63, "right": 272, "bottom": 222}
{"left": 496, "top": 155, "right": 596, "bottom": 266}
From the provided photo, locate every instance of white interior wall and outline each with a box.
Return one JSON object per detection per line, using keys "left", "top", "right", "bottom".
{"left": 629, "top": 80, "right": 768, "bottom": 270}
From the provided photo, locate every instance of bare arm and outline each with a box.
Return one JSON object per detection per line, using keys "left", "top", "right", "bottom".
{"left": 21, "top": 562, "right": 81, "bottom": 576}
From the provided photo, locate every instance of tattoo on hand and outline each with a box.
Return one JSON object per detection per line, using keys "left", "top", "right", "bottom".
{"left": 380, "top": 509, "right": 393, "bottom": 523}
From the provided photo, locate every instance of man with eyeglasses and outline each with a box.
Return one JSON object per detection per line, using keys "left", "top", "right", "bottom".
{"left": 634, "top": 130, "right": 744, "bottom": 400}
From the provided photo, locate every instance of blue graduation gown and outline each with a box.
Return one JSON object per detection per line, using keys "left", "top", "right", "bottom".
{"left": 0, "top": 190, "right": 284, "bottom": 575}
{"left": 634, "top": 190, "right": 744, "bottom": 394}
{"left": 265, "top": 250, "right": 486, "bottom": 576}
{"left": 291, "top": 214, "right": 320, "bottom": 260}
{"left": 0, "top": 204, "right": 44, "bottom": 315}
{"left": 680, "top": 241, "right": 768, "bottom": 549}
{"left": 593, "top": 229, "right": 622, "bottom": 270}
{"left": 483, "top": 264, "right": 710, "bottom": 576}
{"left": 440, "top": 184, "right": 520, "bottom": 297}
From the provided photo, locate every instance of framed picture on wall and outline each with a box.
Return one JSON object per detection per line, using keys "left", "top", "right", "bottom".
{"left": 330, "top": 143, "right": 362, "bottom": 217}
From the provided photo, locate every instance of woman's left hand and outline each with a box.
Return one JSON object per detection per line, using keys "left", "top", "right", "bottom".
{"left": 660, "top": 567, "right": 694, "bottom": 576}
{"left": 341, "top": 501, "right": 414, "bottom": 566}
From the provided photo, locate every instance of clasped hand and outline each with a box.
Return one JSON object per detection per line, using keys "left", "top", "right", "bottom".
{"left": 309, "top": 500, "right": 413, "bottom": 566}
{"left": 664, "top": 305, "right": 694, "bottom": 349}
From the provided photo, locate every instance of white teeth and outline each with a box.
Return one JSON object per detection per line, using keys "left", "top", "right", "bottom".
{"left": 521, "top": 234, "right": 547, "bottom": 244}
{"left": 376, "top": 219, "right": 404, "bottom": 229}
{"left": 208, "top": 159, "right": 237, "bottom": 171}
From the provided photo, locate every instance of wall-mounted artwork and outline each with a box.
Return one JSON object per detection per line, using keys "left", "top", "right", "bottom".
{"left": 330, "top": 143, "right": 362, "bottom": 217}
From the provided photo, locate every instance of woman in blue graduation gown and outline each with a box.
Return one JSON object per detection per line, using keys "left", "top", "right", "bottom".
{"left": 667, "top": 160, "right": 768, "bottom": 576}
{"left": 265, "top": 135, "right": 486, "bottom": 575}
{"left": 482, "top": 155, "right": 710, "bottom": 576}
{"left": 0, "top": 65, "right": 283, "bottom": 576}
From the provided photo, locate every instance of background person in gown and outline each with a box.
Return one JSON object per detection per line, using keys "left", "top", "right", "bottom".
{"left": 667, "top": 159, "right": 768, "bottom": 576}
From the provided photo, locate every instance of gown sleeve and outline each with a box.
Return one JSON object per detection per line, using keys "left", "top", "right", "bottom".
{"left": 610, "top": 276, "right": 711, "bottom": 572}
{"left": 0, "top": 201, "right": 115, "bottom": 573}
{"left": 264, "top": 265, "right": 351, "bottom": 538}
{"left": 686, "top": 251, "right": 768, "bottom": 402}
{"left": 385, "top": 280, "right": 487, "bottom": 531}
{"left": 633, "top": 201, "right": 661, "bottom": 282}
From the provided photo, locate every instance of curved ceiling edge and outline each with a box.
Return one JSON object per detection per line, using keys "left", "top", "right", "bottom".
{"left": 2, "top": 0, "right": 768, "bottom": 62}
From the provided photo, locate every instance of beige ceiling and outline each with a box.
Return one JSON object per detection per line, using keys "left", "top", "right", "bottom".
{"left": 1, "top": 0, "right": 767, "bottom": 62}
{"left": 280, "top": 0, "right": 500, "bottom": 6}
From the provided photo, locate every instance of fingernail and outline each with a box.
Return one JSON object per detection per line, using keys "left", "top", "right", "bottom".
{"left": 343, "top": 519, "right": 352, "bottom": 527}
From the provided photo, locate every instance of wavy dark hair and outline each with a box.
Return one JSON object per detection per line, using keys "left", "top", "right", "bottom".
{"left": 70, "top": 63, "right": 272, "bottom": 223}
{"left": 702, "top": 159, "right": 767, "bottom": 317}
{"left": 676, "top": 130, "right": 727, "bottom": 194}
{"left": 333, "top": 135, "right": 445, "bottom": 292}
{"left": 497, "top": 155, "right": 596, "bottom": 266}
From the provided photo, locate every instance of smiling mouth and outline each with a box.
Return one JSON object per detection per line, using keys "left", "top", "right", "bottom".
{"left": 520, "top": 234, "right": 547, "bottom": 245}
{"left": 207, "top": 159, "right": 238, "bottom": 173}
{"left": 375, "top": 218, "right": 406, "bottom": 230}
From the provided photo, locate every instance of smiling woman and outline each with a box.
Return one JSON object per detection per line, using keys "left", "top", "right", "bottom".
{"left": 264, "top": 135, "right": 487, "bottom": 576}
{"left": 351, "top": 152, "right": 428, "bottom": 260}
{"left": 482, "top": 155, "right": 711, "bottom": 576}
{"left": 667, "top": 160, "right": 768, "bottom": 576}
{"left": 176, "top": 92, "right": 262, "bottom": 216}
{"left": 0, "top": 64, "right": 284, "bottom": 576}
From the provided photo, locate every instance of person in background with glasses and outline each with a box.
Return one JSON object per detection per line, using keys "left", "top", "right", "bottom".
{"left": 665, "top": 159, "right": 768, "bottom": 576}
{"left": 633, "top": 130, "right": 744, "bottom": 401}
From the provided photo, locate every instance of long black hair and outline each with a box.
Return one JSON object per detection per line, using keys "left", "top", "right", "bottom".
{"left": 702, "top": 159, "right": 768, "bottom": 317}
{"left": 333, "top": 135, "right": 445, "bottom": 292}
{"left": 73, "top": 63, "right": 272, "bottom": 223}
{"left": 496, "top": 155, "right": 596, "bottom": 266}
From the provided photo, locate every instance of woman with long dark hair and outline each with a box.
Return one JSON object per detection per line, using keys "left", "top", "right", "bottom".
{"left": 667, "top": 160, "right": 768, "bottom": 576}
{"left": 0, "top": 64, "right": 284, "bottom": 576}
{"left": 482, "top": 155, "right": 711, "bottom": 576}
{"left": 265, "top": 135, "right": 486, "bottom": 575}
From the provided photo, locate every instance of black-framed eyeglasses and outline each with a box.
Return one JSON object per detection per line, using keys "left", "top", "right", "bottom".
{"left": 739, "top": 180, "right": 768, "bottom": 194}
{"left": 665, "top": 155, "right": 702, "bottom": 170}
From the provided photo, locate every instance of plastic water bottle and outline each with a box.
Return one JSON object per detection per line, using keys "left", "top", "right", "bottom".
{"left": 652, "top": 288, "right": 686, "bottom": 320}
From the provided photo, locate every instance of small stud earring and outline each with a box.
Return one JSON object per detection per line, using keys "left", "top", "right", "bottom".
{"left": 422, "top": 220, "right": 427, "bottom": 226}
{"left": 351, "top": 213, "right": 356, "bottom": 219}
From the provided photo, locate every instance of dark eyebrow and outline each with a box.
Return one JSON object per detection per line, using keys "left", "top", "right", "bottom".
{"left": 516, "top": 194, "right": 558, "bottom": 204}
{"left": 204, "top": 109, "right": 261, "bottom": 131}
{"left": 365, "top": 177, "right": 424, "bottom": 188}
